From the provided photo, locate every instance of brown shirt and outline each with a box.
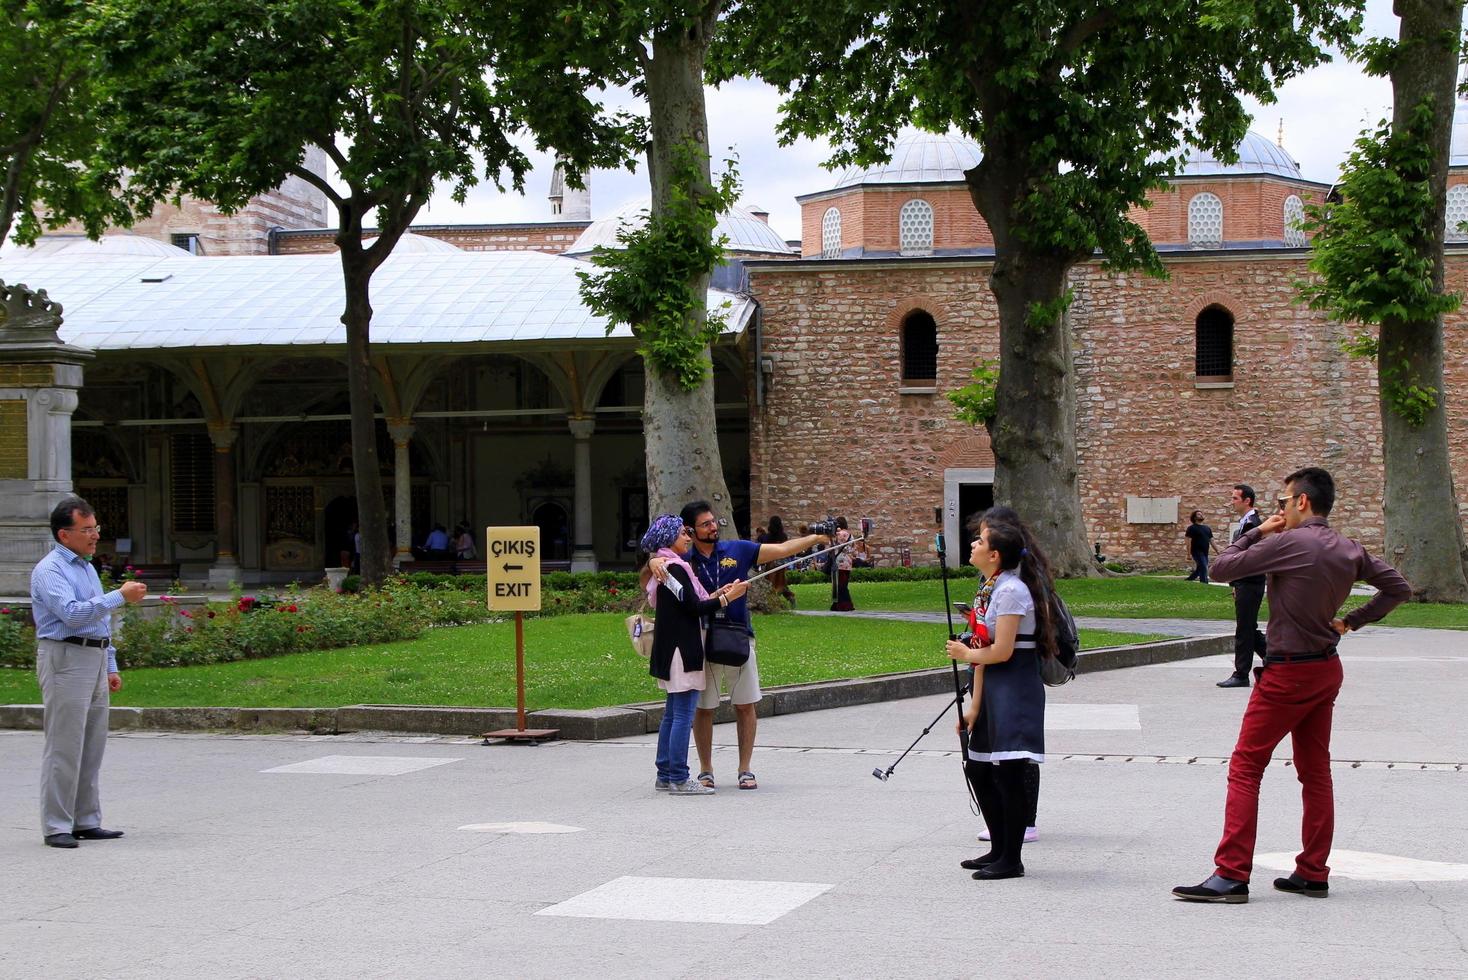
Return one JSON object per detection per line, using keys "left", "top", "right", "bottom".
{"left": 1211, "top": 517, "right": 1411, "bottom": 656}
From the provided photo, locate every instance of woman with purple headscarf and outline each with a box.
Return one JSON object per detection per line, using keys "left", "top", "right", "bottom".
{"left": 639, "top": 514, "right": 747, "bottom": 795}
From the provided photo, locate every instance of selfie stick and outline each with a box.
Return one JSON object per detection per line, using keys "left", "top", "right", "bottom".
{"left": 740, "top": 535, "right": 867, "bottom": 586}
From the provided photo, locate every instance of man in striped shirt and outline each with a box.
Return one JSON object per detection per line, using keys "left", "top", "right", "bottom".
{"left": 31, "top": 496, "right": 147, "bottom": 849}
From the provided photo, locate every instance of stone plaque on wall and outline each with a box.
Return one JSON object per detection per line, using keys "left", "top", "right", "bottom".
{"left": 0, "top": 399, "right": 26, "bottom": 479}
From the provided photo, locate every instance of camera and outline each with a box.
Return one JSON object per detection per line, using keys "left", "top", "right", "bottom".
{"left": 807, "top": 517, "right": 840, "bottom": 537}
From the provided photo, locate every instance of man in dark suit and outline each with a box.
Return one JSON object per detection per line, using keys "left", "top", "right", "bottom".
{"left": 1218, "top": 484, "right": 1266, "bottom": 688}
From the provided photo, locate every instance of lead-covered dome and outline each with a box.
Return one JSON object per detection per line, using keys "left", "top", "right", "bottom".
{"left": 1173, "top": 131, "right": 1302, "bottom": 179}
{"left": 1450, "top": 99, "right": 1468, "bottom": 167}
{"left": 833, "top": 131, "right": 983, "bottom": 188}
{"left": 57, "top": 235, "right": 193, "bottom": 258}
{"left": 360, "top": 232, "right": 461, "bottom": 253}
{"left": 565, "top": 198, "right": 795, "bottom": 256}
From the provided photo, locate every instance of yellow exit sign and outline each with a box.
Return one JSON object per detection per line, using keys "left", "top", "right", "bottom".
{"left": 485, "top": 526, "right": 541, "bottom": 611}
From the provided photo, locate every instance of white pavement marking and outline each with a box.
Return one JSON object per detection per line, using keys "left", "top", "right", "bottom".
{"left": 1044, "top": 703, "right": 1140, "bottom": 730}
{"left": 260, "top": 755, "right": 461, "bottom": 775}
{"left": 1255, "top": 850, "right": 1468, "bottom": 882}
{"left": 535, "top": 876, "right": 833, "bottom": 926}
{"left": 458, "top": 822, "right": 584, "bottom": 834}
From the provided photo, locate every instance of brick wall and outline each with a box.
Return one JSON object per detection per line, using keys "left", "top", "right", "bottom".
{"left": 748, "top": 253, "right": 1468, "bottom": 569}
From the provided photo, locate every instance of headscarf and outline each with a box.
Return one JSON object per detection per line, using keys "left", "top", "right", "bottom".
{"left": 640, "top": 513, "right": 711, "bottom": 608}
{"left": 639, "top": 514, "right": 685, "bottom": 553}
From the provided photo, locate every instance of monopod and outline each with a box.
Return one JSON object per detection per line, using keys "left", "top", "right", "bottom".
{"left": 937, "top": 531, "right": 980, "bottom": 810}
{"left": 872, "top": 692, "right": 961, "bottom": 781}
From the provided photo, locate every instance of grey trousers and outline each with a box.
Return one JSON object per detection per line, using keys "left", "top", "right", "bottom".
{"left": 37, "top": 638, "right": 110, "bottom": 838}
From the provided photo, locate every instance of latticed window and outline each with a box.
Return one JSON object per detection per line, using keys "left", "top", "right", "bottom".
{"left": 1195, "top": 305, "right": 1234, "bottom": 381}
{"left": 170, "top": 432, "right": 215, "bottom": 533}
{"left": 821, "top": 207, "right": 842, "bottom": 258}
{"left": 1446, "top": 185, "right": 1468, "bottom": 243}
{"left": 898, "top": 199, "right": 934, "bottom": 255}
{"left": 901, "top": 311, "right": 939, "bottom": 383}
{"left": 1188, "top": 192, "right": 1224, "bottom": 247}
{"left": 1283, "top": 195, "right": 1306, "bottom": 247}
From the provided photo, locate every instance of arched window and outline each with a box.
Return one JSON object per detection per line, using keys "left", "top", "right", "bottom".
{"left": 901, "top": 310, "right": 938, "bottom": 384}
{"left": 1283, "top": 195, "right": 1306, "bottom": 247}
{"left": 898, "top": 199, "right": 934, "bottom": 255}
{"left": 1446, "top": 185, "right": 1468, "bottom": 243}
{"left": 1195, "top": 305, "right": 1234, "bottom": 382}
{"left": 1188, "top": 192, "right": 1224, "bottom": 248}
{"left": 821, "top": 207, "right": 842, "bottom": 258}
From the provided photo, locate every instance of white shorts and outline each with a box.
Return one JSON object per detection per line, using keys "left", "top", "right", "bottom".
{"left": 698, "top": 638, "right": 762, "bottom": 708}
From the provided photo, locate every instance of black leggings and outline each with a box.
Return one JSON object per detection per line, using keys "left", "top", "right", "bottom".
{"left": 965, "top": 758, "right": 1031, "bottom": 870}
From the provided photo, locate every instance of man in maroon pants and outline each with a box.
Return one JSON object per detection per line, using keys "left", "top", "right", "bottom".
{"left": 1172, "top": 467, "right": 1410, "bottom": 903}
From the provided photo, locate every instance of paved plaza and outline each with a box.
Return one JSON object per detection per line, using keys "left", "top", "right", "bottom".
{"left": 2, "top": 625, "right": 1465, "bottom": 978}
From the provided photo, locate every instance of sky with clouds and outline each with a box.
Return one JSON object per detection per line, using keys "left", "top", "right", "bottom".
{"left": 422, "top": 0, "right": 1405, "bottom": 244}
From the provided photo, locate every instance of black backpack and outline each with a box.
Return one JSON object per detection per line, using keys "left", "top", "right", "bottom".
{"left": 1026, "top": 588, "right": 1079, "bottom": 687}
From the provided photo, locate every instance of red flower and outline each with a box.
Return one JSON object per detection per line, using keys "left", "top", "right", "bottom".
{"left": 0, "top": 607, "right": 10, "bottom": 615}
{"left": 184, "top": 626, "right": 194, "bottom": 633}
{"left": 206, "top": 610, "right": 216, "bottom": 619}
{"left": 160, "top": 595, "right": 175, "bottom": 604}
{"left": 296, "top": 625, "right": 307, "bottom": 633}
{"left": 285, "top": 604, "right": 298, "bottom": 613}
{"left": 179, "top": 609, "right": 193, "bottom": 619}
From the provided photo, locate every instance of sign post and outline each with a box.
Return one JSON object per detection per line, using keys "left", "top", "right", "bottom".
{"left": 481, "top": 526, "right": 557, "bottom": 744}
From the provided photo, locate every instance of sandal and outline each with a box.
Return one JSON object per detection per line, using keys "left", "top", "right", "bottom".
{"left": 696, "top": 771, "right": 715, "bottom": 789}
{"left": 738, "top": 771, "right": 758, "bottom": 790}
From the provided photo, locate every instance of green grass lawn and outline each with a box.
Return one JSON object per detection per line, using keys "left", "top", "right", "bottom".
{"left": 0, "top": 614, "right": 1160, "bottom": 711}
{"left": 793, "top": 574, "right": 1468, "bottom": 629}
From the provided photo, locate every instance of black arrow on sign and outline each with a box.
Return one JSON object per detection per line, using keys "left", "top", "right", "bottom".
{"left": 503, "top": 562, "right": 524, "bottom": 572}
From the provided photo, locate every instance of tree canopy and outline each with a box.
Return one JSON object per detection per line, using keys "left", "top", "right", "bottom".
{"left": 1, "top": 0, "right": 134, "bottom": 247}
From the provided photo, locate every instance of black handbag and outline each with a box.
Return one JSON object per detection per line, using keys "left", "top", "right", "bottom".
{"left": 704, "top": 610, "right": 751, "bottom": 667}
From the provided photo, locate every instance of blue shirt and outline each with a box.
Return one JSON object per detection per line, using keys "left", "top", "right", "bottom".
{"left": 685, "top": 539, "right": 762, "bottom": 636}
{"left": 425, "top": 529, "right": 450, "bottom": 551}
{"left": 31, "top": 542, "right": 124, "bottom": 673}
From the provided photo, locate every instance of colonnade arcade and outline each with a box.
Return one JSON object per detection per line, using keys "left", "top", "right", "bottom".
{"left": 69, "top": 343, "right": 750, "bottom": 584}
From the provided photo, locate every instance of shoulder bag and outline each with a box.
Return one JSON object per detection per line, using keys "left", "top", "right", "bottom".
{"left": 704, "top": 609, "right": 751, "bottom": 667}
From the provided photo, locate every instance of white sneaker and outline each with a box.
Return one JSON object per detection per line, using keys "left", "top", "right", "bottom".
{"left": 976, "top": 826, "right": 1038, "bottom": 843}
{"left": 668, "top": 779, "right": 715, "bottom": 796}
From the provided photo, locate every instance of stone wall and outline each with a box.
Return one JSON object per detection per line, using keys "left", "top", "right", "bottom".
{"left": 748, "top": 252, "right": 1468, "bottom": 569}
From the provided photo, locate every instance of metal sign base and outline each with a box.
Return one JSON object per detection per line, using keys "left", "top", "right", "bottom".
{"left": 481, "top": 728, "right": 559, "bottom": 745}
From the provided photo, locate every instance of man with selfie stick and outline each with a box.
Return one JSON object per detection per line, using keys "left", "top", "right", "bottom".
{"left": 1173, "top": 467, "right": 1409, "bottom": 903}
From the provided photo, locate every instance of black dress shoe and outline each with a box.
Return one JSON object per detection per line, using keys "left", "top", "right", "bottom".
{"left": 1172, "top": 874, "right": 1249, "bottom": 903}
{"left": 73, "top": 827, "right": 124, "bottom": 840}
{"left": 1273, "top": 873, "right": 1329, "bottom": 897}
{"left": 1216, "top": 675, "right": 1249, "bottom": 689}
{"left": 972, "top": 863, "right": 1024, "bottom": 880}
{"left": 44, "top": 833, "right": 79, "bottom": 849}
{"left": 960, "top": 853, "right": 998, "bottom": 871}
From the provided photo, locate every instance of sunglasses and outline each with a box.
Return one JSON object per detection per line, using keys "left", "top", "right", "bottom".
{"left": 1276, "top": 492, "right": 1301, "bottom": 511}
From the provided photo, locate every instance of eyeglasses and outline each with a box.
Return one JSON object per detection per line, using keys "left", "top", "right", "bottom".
{"left": 1276, "top": 493, "right": 1300, "bottom": 512}
{"left": 695, "top": 519, "right": 719, "bottom": 530}
{"left": 65, "top": 525, "right": 103, "bottom": 536}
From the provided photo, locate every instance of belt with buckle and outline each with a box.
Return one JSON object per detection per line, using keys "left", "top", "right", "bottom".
{"left": 60, "top": 636, "right": 110, "bottom": 648}
{"left": 1264, "top": 649, "right": 1337, "bottom": 665}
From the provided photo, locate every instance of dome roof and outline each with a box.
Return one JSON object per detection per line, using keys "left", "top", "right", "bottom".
{"left": 1173, "top": 130, "right": 1302, "bottom": 179}
{"left": 57, "top": 235, "right": 193, "bottom": 258}
{"left": 1450, "top": 99, "right": 1468, "bottom": 167}
{"left": 565, "top": 198, "right": 796, "bottom": 256}
{"left": 361, "top": 232, "right": 461, "bottom": 253}
{"left": 833, "top": 131, "right": 983, "bottom": 188}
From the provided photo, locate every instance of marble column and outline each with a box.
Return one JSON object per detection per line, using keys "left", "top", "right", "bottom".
{"left": 387, "top": 420, "right": 415, "bottom": 568}
{"left": 206, "top": 422, "right": 241, "bottom": 588}
{"left": 568, "top": 417, "right": 597, "bottom": 572}
{"left": 0, "top": 282, "right": 93, "bottom": 594}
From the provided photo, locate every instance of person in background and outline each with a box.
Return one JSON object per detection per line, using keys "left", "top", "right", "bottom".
{"left": 638, "top": 515, "right": 746, "bottom": 796}
{"left": 830, "top": 516, "right": 855, "bottom": 611}
{"left": 454, "top": 523, "right": 476, "bottom": 560}
{"left": 1183, "top": 510, "right": 1217, "bottom": 584}
{"left": 757, "top": 515, "right": 797, "bottom": 606}
{"left": 422, "top": 523, "right": 452, "bottom": 559}
{"left": 1219, "top": 484, "right": 1267, "bottom": 688}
